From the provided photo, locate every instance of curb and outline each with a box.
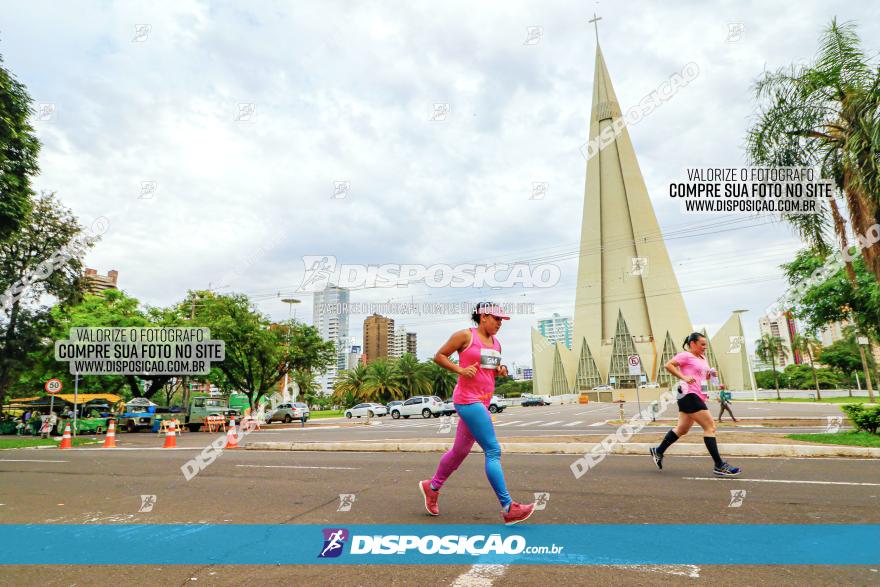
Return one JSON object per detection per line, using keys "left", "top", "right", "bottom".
{"left": 244, "top": 441, "right": 880, "bottom": 458}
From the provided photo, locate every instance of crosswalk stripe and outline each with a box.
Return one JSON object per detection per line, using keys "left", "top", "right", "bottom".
{"left": 564, "top": 421, "right": 583, "bottom": 427}
{"left": 495, "top": 421, "right": 521, "bottom": 427}
{"left": 540, "top": 421, "right": 563, "bottom": 426}
{"left": 517, "top": 421, "right": 541, "bottom": 426}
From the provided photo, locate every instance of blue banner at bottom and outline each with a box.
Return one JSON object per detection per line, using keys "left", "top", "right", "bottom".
{"left": 1, "top": 524, "right": 877, "bottom": 565}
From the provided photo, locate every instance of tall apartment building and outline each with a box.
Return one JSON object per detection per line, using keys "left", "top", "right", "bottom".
{"left": 84, "top": 268, "right": 119, "bottom": 295}
{"left": 758, "top": 312, "right": 800, "bottom": 368}
{"left": 389, "top": 327, "right": 418, "bottom": 358}
{"left": 363, "top": 314, "right": 394, "bottom": 363}
{"left": 537, "top": 313, "right": 573, "bottom": 350}
{"left": 312, "top": 285, "right": 350, "bottom": 394}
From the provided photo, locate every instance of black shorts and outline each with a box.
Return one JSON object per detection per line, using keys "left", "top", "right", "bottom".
{"left": 677, "top": 393, "right": 708, "bottom": 414}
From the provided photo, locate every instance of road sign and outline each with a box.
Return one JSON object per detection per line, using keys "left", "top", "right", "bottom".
{"left": 627, "top": 355, "right": 641, "bottom": 376}
{"left": 45, "top": 378, "right": 63, "bottom": 395}
{"left": 857, "top": 336, "right": 869, "bottom": 345}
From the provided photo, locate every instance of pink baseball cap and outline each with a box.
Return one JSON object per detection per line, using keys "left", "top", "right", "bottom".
{"left": 477, "top": 303, "right": 510, "bottom": 320}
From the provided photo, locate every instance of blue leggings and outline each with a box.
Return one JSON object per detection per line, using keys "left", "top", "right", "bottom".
{"left": 431, "top": 402, "right": 511, "bottom": 507}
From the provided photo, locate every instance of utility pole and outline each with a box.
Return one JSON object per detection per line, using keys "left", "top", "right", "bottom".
{"left": 281, "top": 298, "right": 301, "bottom": 402}
{"left": 857, "top": 335, "right": 875, "bottom": 402}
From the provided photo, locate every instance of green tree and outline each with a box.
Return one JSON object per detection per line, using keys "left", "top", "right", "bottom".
{"left": 755, "top": 334, "right": 786, "bottom": 399}
{"left": 0, "top": 54, "right": 38, "bottom": 241}
{"left": 396, "top": 353, "right": 430, "bottom": 397}
{"left": 792, "top": 333, "right": 824, "bottom": 399}
{"left": 0, "top": 194, "right": 93, "bottom": 413}
{"left": 332, "top": 364, "right": 369, "bottom": 408}
{"left": 746, "top": 18, "right": 880, "bottom": 283}
{"left": 425, "top": 359, "right": 456, "bottom": 399}
{"left": 818, "top": 328, "right": 876, "bottom": 394}
{"left": 189, "top": 291, "right": 335, "bottom": 410}
{"left": 362, "top": 359, "right": 405, "bottom": 404}
{"left": 292, "top": 368, "right": 321, "bottom": 407}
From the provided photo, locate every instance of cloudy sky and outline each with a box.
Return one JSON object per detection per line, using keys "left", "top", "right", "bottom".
{"left": 3, "top": 1, "right": 878, "bottom": 369}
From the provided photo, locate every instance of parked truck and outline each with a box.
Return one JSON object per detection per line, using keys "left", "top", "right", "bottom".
{"left": 183, "top": 396, "right": 240, "bottom": 432}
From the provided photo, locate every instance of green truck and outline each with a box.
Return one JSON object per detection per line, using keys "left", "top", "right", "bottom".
{"left": 184, "top": 396, "right": 240, "bottom": 432}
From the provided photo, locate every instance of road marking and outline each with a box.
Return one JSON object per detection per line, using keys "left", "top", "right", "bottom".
{"left": 495, "top": 421, "right": 521, "bottom": 427}
{"left": 236, "top": 464, "right": 361, "bottom": 470}
{"left": 540, "top": 421, "right": 563, "bottom": 427}
{"left": 0, "top": 459, "right": 68, "bottom": 463}
{"left": 452, "top": 564, "right": 507, "bottom": 586}
{"left": 518, "top": 421, "right": 542, "bottom": 426}
{"left": 589, "top": 422, "right": 606, "bottom": 427}
{"left": 564, "top": 421, "right": 583, "bottom": 427}
{"left": 683, "top": 477, "right": 880, "bottom": 486}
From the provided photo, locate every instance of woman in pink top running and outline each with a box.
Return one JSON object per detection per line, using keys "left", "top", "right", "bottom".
{"left": 419, "top": 302, "right": 536, "bottom": 525}
{"left": 650, "top": 332, "right": 741, "bottom": 477}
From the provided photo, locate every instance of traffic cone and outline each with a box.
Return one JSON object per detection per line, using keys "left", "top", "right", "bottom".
{"left": 225, "top": 417, "right": 239, "bottom": 449}
{"left": 162, "top": 420, "right": 177, "bottom": 448}
{"left": 59, "top": 422, "right": 72, "bottom": 449}
{"left": 103, "top": 419, "right": 118, "bottom": 448}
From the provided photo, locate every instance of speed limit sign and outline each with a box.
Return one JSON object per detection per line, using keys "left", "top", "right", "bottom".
{"left": 627, "top": 355, "right": 641, "bottom": 376}
{"left": 45, "top": 378, "right": 63, "bottom": 394}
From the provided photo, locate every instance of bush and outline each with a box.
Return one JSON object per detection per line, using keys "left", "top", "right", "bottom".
{"left": 841, "top": 404, "right": 880, "bottom": 434}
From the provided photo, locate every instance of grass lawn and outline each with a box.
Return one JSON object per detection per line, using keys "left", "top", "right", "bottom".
{"left": 0, "top": 436, "right": 99, "bottom": 449}
{"left": 786, "top": 431, "right": 880, "bottom": 448}
{"left": 308, "top": 410, "right": 345, "bottom": 419}
{"left": 759, "top": 396, "right": 876, "bottom": 404}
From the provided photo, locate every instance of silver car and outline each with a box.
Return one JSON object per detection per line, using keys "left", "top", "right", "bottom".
{"left": 266, "top": 402, "right": 310, "bottom": 423}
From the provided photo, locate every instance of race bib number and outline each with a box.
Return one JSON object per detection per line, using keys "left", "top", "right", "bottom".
{"left": 480, "top": 348, "right": 502, "bottom": 370}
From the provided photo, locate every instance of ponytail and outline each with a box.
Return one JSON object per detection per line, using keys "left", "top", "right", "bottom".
{"left": 682, "top": 332, "right": 706, "bottom": 350}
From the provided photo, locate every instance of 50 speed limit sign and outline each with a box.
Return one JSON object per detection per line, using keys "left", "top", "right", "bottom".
{"left": 44, "top": 378, "right": 63, "bottom": 394}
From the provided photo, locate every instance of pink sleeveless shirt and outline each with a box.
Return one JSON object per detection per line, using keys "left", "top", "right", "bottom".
{"left": 452, "top": 327, "right": 502, "bottom": 405}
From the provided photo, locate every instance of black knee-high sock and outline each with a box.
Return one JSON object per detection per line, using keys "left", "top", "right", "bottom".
{"left": 656, "top": 429, "right": 679, "bottom": 455}
{"left": 704, "top": 436, "right": 724, "bottom": 467}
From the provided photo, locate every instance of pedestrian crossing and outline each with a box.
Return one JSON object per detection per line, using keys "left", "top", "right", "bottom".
{"left": 362, "top": 418, "right": 594, "bottom": 430}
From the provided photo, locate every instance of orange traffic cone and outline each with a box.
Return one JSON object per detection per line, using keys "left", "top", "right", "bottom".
{"left": 103, "top": 419, "right": 118, "bottom": 448}
{"left": 162, "top": 420, "right": 177, "bottom": 448}
{"left": 225, "top": 417, "right": 239, "bottom": 449}
{"left": 59, "top": 422, "right": 72, "bottom": 449}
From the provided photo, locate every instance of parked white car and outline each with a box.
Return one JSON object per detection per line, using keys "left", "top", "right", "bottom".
{"left": 344, "top": 403, "right": 388, "bottom": 418}
{"left": 391, "top": 396, "right": 444, "bottom": 419}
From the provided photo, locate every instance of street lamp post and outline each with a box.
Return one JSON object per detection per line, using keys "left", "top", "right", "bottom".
{"left": 281, "top": 298, "right": 301, "bottom": 403}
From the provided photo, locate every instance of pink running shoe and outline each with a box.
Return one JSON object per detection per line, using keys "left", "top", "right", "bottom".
{"left": 419, "top": 480, "right": 440, "bottom": 516}
{"left": 502, "top": 501, "right": 535, "bottom": 525}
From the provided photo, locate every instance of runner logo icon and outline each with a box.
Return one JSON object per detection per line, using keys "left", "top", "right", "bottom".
{"left": 319, "top": 528, "right": 349, "bottom": 558}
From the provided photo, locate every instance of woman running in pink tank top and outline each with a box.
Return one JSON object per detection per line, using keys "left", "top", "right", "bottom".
{"left": 418, "top": 302, "right": 536, "bottom": 525}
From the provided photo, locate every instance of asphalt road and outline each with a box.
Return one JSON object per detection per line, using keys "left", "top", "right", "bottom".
{"left": 1, "top": 437, "right": 878, "bottom": 585}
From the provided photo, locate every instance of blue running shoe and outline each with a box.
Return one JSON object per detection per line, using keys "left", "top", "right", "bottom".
{"left": 713, "top": 462, "right": 741, "bottom": 477}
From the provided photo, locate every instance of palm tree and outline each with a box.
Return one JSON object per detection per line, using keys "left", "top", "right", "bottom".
{"left": 362, "top": 359, "right": 405, "bottom": 404}
{"left": 425, "top": 359, "right": 456, "bottom": 399}
{"left": 332, "top": 364, "right": 369, "bottom": 408}
{"left": 291, "top": 368, "right": 320, "bottom": 407}
{"left": 746, "top": 18, "right": 880, "bottom": 284}
{"left": 755, "top": 334, "right": 786, "bottom": 399}
{"left": 396, "top": 353, "right": 431, "bottom": 397}
{"left": 792, "top": 333, "right": 824, "bottom": 400}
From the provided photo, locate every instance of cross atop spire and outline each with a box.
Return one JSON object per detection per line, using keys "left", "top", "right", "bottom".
{"left": 588, "top": 12, "right": 602, "bottom": 42}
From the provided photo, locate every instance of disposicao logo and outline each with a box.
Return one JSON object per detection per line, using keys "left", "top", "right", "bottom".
{"left": 318, "top": 528, "right": 349, "bottom": 558}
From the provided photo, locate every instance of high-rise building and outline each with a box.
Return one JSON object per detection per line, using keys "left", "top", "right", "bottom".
{"left": 819, "top": 320, "right": 850, "bottom": 347}
{"left": 312, "top": 285, "right": 350, "bottom": 394}
{"left": 537, "top": 313, "right": 573, "bottom": 350}
{"left": 758, "top": 313, "right": 799, "bottom": 367}
{"left": 346, "top": 345, "right": 362, "bottom": 370}
{"left": 364, "top": 314, "right": 394, "bottom": 363}
{"left": 84, "top": 268, "right": 119, "bottom": 295}
{"left": 389, "top": 327, "right": 418, "bottom": 358}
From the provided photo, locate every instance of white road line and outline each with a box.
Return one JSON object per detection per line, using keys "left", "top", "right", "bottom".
{"left": 495, "top": 421, "right": 522, "bottom": 427}
{"left": 451, "top": 564, "right": 507, "bottom": 586}
{"left": 589, "top": 422, "right": 607, "bottom": 427}
{"left": 517, "top": 421, "right": 542, "bottom": 426}
{"left": 564, "top": 421, "right": 583, "bottom": 427}
{"left": 683, "top": 477, "right": 880, "bottom": 486}
{"left": 0, "top": 459, "right": 68, "bottom": 463}
{"left": 540, "top": 421, "right": 563, "bottom": 427}
{"left": 236, "top": 464, "right": 361, "bottom": 470}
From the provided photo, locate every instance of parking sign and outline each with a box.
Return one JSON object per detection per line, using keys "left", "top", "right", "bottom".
{"left": 627, "top": 355, "right": 641, "bottom": 376}
{"left": 45, "top": 378, "right": 63, "bottom": 394}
